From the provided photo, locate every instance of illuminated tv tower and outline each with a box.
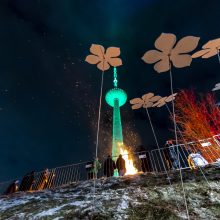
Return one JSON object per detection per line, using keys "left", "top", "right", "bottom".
{"left": 105, "top": 67, "right": 127, "bottom": 160}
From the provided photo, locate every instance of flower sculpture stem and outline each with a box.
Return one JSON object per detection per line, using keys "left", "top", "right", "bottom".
{"left": 145, "top": 108, "right": 180, "bottom": 212}
{"left": 85, "top": 44, "right": 123, "bottom": 213}
{"left": 169, "top": 66, "right": 190, "bottom": 220}
{"left": 95, "top": 70, "right": 104, "bottom": 159}
{"left": 93, "top": 64, "right": 104, "bottom": 214}
{"left": 145, "top": 108, "right": 170, "bottom": 174}
{"left": 165, "top": 103, "right": 211, "bottom": 188}
{"left": 168, "top": 65, "right": 178, "bottom": 145}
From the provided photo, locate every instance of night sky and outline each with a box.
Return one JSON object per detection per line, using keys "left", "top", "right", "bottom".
{"left": 1, "top": 0, "right": 220, "bottom": 181}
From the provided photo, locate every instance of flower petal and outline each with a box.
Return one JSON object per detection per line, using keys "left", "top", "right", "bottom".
{"left": 165, "top": 96, "right": 172, "bottom": 102}
{"left": 157, "top": 102, "right": 166, "bottom": 107}
{"left": 165, "top": 93, "right": 177, "bottom": 102}
{"left": 142, "top": 50, "right": 164, "bottom": 64}
{"left": 170, "top": 54, "right": 192, "bottom": 68}
{"left": 142, "top": 93, "right": 154, "bottom": 101}
{"left": 85, "top": 55, "right": 101, "bottom": 64}
{"left": 131, "top": 103, "right": 143, "bottom": 110}
{"left": 154, "top": 56, "right": 170, "bottom": 73}
{"left": 105, "top": 47, "right": 120, "bottom": 58}
{"left": 155, "top": 33, "right": 176, "bottom": 54}
{"left": 172, "top": 36, "right": 200, "bottom": 54}
{"left": 97, "top": 60, "right": 110, "bottom": 71}
{"left": 159, "top": 97, "right": 167, "bottom": 103}
{"left": 90, "top": 44, "right": 105, "bottom": 57}
{"left": 149, "top": 95, "right": 162, "bottom": 102}
{"left": 191, "top": 49, "right": 210, "bottom": 58}
{"left": 202, "top": 38, "right": 220, "bottom": 49}
{"left": 152, "top": 101, "right": 160, "bottom": 107}
{"left": 201, "top": 49, "right": 218, "bottom": 58}
{"left": 130, "top": 98, "right": 144, "bottom": 105}
{"left": 143, "top": 102, "right": 153, "bottom": 108}
{"left": 107, "top": 57, "right": 122, "bottom": 67}
{"left": 153, "top": 97, "right": 167, "bottom": 107}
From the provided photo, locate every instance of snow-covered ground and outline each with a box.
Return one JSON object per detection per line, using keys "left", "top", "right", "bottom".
{"left": 0, "top": 167, "right": 220, "bottom": 220}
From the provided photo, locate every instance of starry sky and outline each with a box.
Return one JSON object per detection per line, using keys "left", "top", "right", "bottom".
{"left": 1, "top": 0, "right": 220, "bottom": 181}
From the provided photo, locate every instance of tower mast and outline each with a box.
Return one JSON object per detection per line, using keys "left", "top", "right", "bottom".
{"left": 105, "top": 67, "right": 127, "bottom": 160}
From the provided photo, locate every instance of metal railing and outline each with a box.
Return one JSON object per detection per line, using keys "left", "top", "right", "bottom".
{"left": 0, "top": 162, "right": 89, "bottom": 196}
{"left": 150, "top": 134, "right": 220, "bottom": 172}
{"left": 1, "top": 135, "right": 220, "bottom": 196}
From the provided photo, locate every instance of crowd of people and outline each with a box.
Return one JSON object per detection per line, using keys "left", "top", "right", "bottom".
{"left": 86, "top": 150, "right": 152, "bottom": 180}
{"left": 85, "top": 154, "right": 127, "bottom": 179}
{"left": 4, "top": 141, "right": 211, "bottom": 195}
{"left": 4, "top": 169, "right": 55, "bottom": 195}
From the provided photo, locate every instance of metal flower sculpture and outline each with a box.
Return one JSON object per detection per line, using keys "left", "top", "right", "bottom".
{"left": 130, "top": 92, "right": 180, "bottom": 206}
{"left": 130, "top": 93, "right": 177, "bottom": 109}
{"left": 130, "top": 91, "right": 187, "bottom": 216}
{"left": 130, "top": 93, "right": 161, "bottom": 109}
{"left": 85, "top": 44, "right": 122, "bottom": 71}
{"left": 85, "top": 44, "right": 122, "bottom": 160}
{"left": 142, "top": 33, "right": 200, "bottom": 73}
{"left": 192, "top": 39, "right": 220, "bottom": 93}
{"left": 153, "top": 93, "right": 178, "bottom": 107}
{"left": 141, "top": 33, "right": 199, "bottom": 171}
{"left": 192, "top": 38, "right": 220, "bottom": 60}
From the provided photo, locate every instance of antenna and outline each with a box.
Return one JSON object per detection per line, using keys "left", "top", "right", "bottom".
{"left": 113, "top": 67, "right": 118, "bottom": 88}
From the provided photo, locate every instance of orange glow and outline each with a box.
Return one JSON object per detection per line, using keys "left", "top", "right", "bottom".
{"left": 120, "top": 147, "right": 138, "bottom": 175}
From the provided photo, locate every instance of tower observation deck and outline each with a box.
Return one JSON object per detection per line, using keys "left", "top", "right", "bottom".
{"left": 105, "top": 67, "right": 127, "bottom": 160}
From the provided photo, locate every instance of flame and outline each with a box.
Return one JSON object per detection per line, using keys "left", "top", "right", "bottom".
{"left": 120, "top": 148, "right": 138, "bottom": 175}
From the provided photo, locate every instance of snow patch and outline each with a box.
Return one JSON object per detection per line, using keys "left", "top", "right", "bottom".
{"left": 117, "top": 194, "right": 129, "bottom": 211}
{"left": 34, "top": 205, "right": 66, "bottom": 218}
{"left": 0, "top": 199, "right": 28, "bottom": 211}
{"left": 69, "top": 200, "right": 89, "bottom": 208}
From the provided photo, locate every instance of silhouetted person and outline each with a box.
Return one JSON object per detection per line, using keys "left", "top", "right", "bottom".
{"left": 163, "top": 140, "right": 175, "bottom": 170}
{"left": 5, "top": 180, "right": 19, "bottom": 195}
{"left": 86, "top": 161, "right": 94, "bottom": 180}
{"left": 163, "top": 149, "right": 172, "bottom": 170}
{"left": 104, "top": 155, "right": 116, "bottom": 177}
{"left": 19, "top": 173, "right": 29, "bottom": 191}
{"left": 138, "top": 146, "right": 152, "bottom": 172}
{"left": 36, "top": 169, "right": 49, "bottom": 190}
{"left": 27, "top": 171, "right": 35, "bottom": 191}
{"left": 44, "top": 170, "right": 55, "bottom": 189}
{"left": 93, "top": 158, "right": 102, "bottom": 179}
{"left": 19, "top": 171, "right": 35, "bottom": 191}
{"left": 86, "top": 158, "right": 101, "bottom": 180}
{"left": 116, "top": 154, "right": 126, "bottom": 176}
{"left": 169, "top": 146, "right": 179, "bottom": 169}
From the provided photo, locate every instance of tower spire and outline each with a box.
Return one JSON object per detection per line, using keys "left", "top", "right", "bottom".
{"left": 113, "top": 67, "right": 118, "bottom": 88}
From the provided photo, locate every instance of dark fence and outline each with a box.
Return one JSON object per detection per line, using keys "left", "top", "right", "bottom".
{"left": 1, "top": 135, "right": 220, "bottom": 196}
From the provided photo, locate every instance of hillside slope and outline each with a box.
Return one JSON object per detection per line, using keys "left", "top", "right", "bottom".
{"left": 0, "top": 167, "right": 220, "bottom": 220}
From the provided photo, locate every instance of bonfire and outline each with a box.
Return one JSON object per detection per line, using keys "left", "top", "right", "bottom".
{"left": 120, "top": 147, "right": 138, "bottom": 175}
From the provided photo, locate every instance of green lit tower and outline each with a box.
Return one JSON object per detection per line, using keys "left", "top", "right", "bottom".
{"left": 105, "top": 67, "right": 127, "bottom": 160}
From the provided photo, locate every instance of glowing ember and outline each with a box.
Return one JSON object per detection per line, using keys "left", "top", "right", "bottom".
{"left": 120, "top": 148, "right": 138, "bottom": 175}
